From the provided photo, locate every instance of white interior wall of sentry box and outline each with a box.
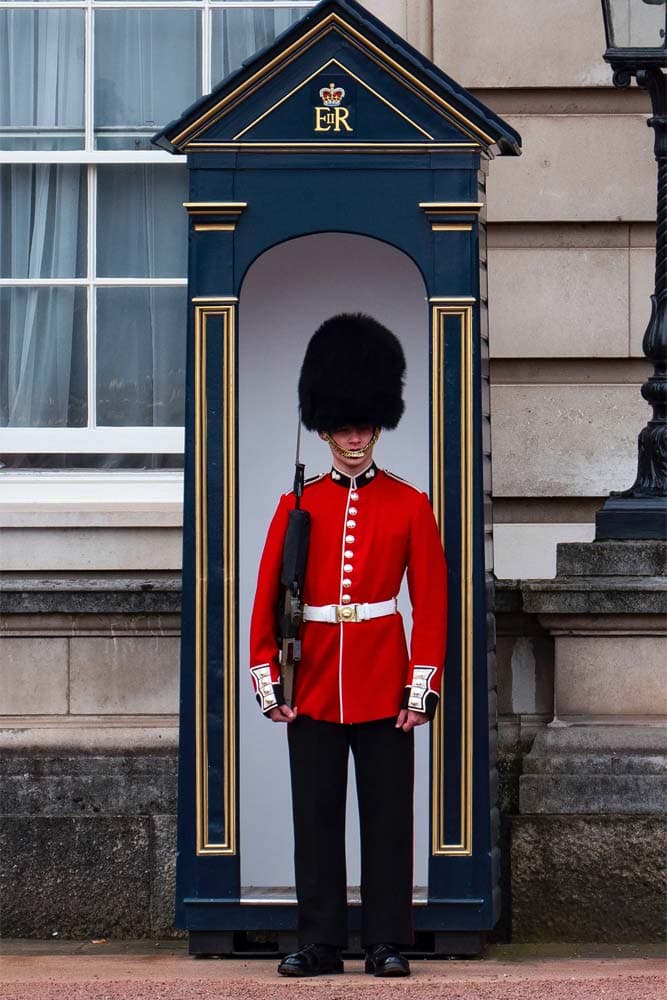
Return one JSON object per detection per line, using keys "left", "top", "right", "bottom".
{"left": 239, "top": 232, "right": 431, "bottom": 889}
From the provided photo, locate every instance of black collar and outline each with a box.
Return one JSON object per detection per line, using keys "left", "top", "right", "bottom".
{"left": 330, "top": 462, "right": 378, "bottom": 490}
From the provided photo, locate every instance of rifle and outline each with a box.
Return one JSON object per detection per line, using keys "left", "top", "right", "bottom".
{"left": 278, "top": 416, "right": 311, "bottom": 706}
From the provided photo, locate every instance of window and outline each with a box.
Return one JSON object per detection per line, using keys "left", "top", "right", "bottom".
{"left": 0, "top": 0, "right": 313, "bottom": 472}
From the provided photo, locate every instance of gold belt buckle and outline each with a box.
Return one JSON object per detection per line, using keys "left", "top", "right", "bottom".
{"left": 336, "top": 603, "right": 359, "bottom": 622}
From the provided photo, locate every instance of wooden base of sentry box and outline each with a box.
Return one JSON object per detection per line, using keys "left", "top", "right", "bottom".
{"left": 188, "top": 926, "right": 484, "bottom": 958}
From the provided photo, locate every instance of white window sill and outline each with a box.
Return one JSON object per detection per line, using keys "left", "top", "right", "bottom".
{"left": 1, "top": 428, "right": 184, "bottom": 452}
{"left": 0, "top": 470, "right": 184, "bottom": 526}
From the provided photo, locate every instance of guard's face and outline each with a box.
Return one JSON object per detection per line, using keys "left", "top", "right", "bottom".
{"left": 320, "top": 425, "right": 378, "bottom": 474}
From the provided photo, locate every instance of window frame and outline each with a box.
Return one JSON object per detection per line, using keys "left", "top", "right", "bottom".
{"left": 0, "top": 0, "right": 314, "bottom": 486}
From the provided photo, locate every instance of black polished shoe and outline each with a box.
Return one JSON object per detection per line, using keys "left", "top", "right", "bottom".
{"left": 277, "top": 943, "right": 344, "bottom": 977}
{"left": 364, "top": 943, "right": 410, "bottom": 977}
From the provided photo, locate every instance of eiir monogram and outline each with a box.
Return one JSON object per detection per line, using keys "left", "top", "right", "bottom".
{"left": 314, "top": 81, "right": 353, "bottom": 133}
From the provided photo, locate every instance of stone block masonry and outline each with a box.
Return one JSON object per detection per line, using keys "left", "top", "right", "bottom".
{"left": 0, "top": 749, "right": 179, "bottom": 939}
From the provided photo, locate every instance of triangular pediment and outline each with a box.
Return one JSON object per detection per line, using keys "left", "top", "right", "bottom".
{"left": 154, "top": 0, "right": 520, "bottom": 155}
{"left": 232, "top": 58, "right": 435, "bottom": 144}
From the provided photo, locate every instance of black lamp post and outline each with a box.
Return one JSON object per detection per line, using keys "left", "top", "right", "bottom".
{"left": 596, "top": 0, "right": 667, "bottom": 540}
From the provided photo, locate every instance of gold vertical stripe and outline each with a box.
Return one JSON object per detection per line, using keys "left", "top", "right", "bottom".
{"left": 430, "top": 305, "right": 445, "bottom": 856}
{"left": 430, "top": 303, "right": 474, "bottom": 857}
{"left": 195, "top": 303, "right": 237, "bottom": 855}
{"left": 430, "top": 305, "right": 445, "bottom": 541}
{"left": 194, "top": 304, "right": 204, "bottom": 855}
{"left": 223, "top": 306, "right": 237, "bottom": 854}
{"left": 462, "top": 305, "right": 474, "bottom": 854}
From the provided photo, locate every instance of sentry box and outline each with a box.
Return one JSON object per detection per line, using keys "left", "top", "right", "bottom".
{"left": 153, "top": 0, "right": 521, "bottom": 957}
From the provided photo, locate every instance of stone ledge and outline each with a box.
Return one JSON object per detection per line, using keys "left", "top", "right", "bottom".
{"left": 518, "top": 725, "right": 667, "bottom": 814}
{"left": 520, "top": 774, "right": 667, "bottom": 814}
{"left": 0, "top": 508, "right": 183, "bottom": 528}
{"left": 526, "top": 724, "right": 667, "bottom": 754}
{"left": 0, "top": 757, "right": 178, "bottom": 817}
{"left": 0, "top": 573, "right": 182, "bottom": 615}
{"left": 0, "top": 718, "right": 179, "bottom": 752}
{"left": 523, "top": 752, "right": 666, "bottom": 775}
{"left": 521, "top": 577, "right": 667, "bottom": 615}
{"left": 557, "top": 540, "right": 667, "bottom": 577}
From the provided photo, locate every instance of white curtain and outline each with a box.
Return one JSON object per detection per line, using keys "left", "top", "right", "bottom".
{"left": 96, "top": 285, "right": 186, "bottom": 428}
{"left": 0, "top": 9, "right": 83, "bottom": 144}
{"left": 0, "top": 161, "right": 85, "bottom": 427}
{"left": 213, "top": 7, "right": 304, "bottom": 80}
{"left": 95, "top": 166, "right": 187, "bottom": 428}
{"left": 0, "top": 10, "right": 84, "bottom": 427}
{"left": 94, "top": 10, "right": 201, "bottom": 138}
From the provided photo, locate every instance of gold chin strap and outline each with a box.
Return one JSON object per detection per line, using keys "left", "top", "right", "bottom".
{"left": 324, "top": 428, "right": 380, "bottom": 460}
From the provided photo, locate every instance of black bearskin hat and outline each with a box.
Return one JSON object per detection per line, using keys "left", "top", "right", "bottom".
{"left": 298, "top": 313, "right": 405, "bottom": 432}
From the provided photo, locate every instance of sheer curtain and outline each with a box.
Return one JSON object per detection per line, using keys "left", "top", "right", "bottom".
{"left": 0, "top": 166, "right": 86, "bottom": 427}
{"left": 96, "top": 165, "right": 187, "bottom": 429}
{"left": 213, "top": 7, "right": 304, "bottom": 80}
{"left": 0, "top": 9, "right": 83, "bottom": 147}
{"left": 0, "top": 10, "right": 85, "bottom": 427}
{"left": 94, "top": 9, "right": 201, "bottom": 146}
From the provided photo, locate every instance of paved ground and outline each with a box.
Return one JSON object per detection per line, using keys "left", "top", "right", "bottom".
{"left": 0, "top": 941, "right": 664, "bottom": 1000}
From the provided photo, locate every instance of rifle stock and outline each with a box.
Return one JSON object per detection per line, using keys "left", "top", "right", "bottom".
{"left": 279, "top": 506, "right": 311, "bottom": 706}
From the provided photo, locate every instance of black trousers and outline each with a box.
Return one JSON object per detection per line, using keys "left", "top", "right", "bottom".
{"left": 287, "top": 714, "right": 414, "bottom": 949}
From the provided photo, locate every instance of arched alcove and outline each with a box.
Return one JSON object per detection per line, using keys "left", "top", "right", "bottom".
{"left": 238, "top": 232, "right": 430, "bottom": 891}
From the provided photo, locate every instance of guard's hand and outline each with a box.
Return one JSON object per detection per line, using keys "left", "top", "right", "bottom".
{"left": 268, "top": 704, "right": 298, "bottom": 723}
{"left": 395, "top": 708, "right": 429, "bottom": 732}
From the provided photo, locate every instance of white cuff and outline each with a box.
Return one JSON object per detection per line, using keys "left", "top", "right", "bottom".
{"left": 250, "top": 663, "right": 279, "bottom": 712}
{"left": 406, "top": 665, "right": 438, "bottom": 712}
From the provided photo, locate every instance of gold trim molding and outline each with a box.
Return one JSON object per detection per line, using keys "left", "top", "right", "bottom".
{"left": 187, "top": 142, "right": 478, "bottom": 153}
{"left": 194, "top": 301, "right": 237, "bottom": 856}
{"left": 194, "top": 223, "right": 237, "bottom": 232}
{"left": 432, "top": 223, "right": 473, "bottom": 232}
{"left": 185, "top": 203, "right": 248, "bottom": 231}
{"left": 430, "top": 302, "right": 474, "bottom": 857}
{"left": 420, "top": 202, "right": 483, "bottom": 232}
{"left": 192, "top": 296, "right": 239, "bottom": 303}
{"left": 184, "top": 202, "right": 247, "bottom": 214}
{"left": 430, "top": 296, "right": 476, "bottom": 303}
{"left": 191, "top": 295, "right": 474, "bottom": 859}
{"left": 419, "top": 202, "right": 483, "bottom": 213}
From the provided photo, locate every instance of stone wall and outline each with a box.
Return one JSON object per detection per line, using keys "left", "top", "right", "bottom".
{"left": 2, "top": 578, "right": 664, "bottom": 942}
{"left": 434, "top": 0, "right": 654, "bottom": 579}
{"left": 497, "top": 565, "right": 666, "bottom": 943}
{"left": 0, "top": 750, "right": 178, "bottom": 939}
{"left": 1, "top": 0, "right": 664, "bottom": 944}
{"left": 0, "top": 579, "right": 181, "bottom": 939}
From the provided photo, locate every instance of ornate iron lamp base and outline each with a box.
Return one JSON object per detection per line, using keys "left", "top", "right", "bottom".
{"left": 595, "top": 495, "right": 667, "bottom": 540}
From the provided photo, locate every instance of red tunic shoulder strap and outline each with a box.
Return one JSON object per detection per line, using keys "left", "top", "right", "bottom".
{"left": 382, "top": 469, "right": 423, "bottom": 493}
{"left": 281, "top": 471, "right": 327, "bottom": 497}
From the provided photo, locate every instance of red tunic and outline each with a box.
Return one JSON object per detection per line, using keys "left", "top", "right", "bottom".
{"left": 249, "top": 463, "right": 448, "bottom": 724}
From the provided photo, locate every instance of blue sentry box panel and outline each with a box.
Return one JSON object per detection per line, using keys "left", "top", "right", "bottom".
{"left": 153, "top": 0, "right": 520, "bottom": 938}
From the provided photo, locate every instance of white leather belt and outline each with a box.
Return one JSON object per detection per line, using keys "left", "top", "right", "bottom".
{"left": 303, "top": 597, "right": 398, "bottom": 624}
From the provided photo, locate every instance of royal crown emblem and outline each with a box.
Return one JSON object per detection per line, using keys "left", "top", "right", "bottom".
{"left": 319, "top": 82, "right": 345, "bottom": 107}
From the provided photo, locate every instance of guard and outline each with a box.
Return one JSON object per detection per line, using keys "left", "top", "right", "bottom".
{"left": 249, "top": 313, "right": 448, "bottom": 977}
